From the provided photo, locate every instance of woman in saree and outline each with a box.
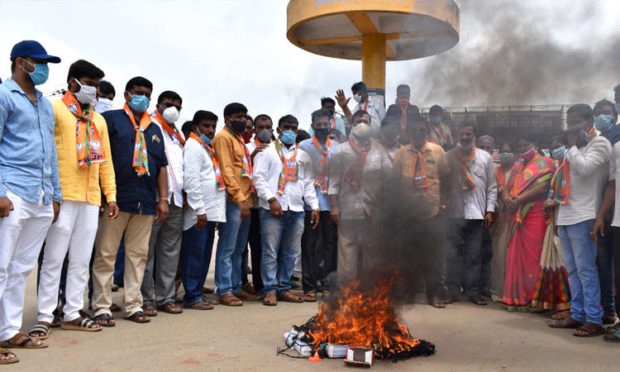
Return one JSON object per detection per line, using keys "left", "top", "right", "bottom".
{"left": 501, "top": 135, "right": 554, "bottom": 311}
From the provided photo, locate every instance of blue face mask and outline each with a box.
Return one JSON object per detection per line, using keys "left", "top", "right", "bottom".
{"left": 594, "top": 114, "right": 615, "bottom": 133}
{"left": 200, "top": 133, "right": 212, "bottom": 145}
{"left": 24, "top": 60, "right": 49, "bottom": 85}
{"left": 430, "top": 116, "right": 441, "bottom": 125}
{"left": 128, "top": 94, "right": 150, "bottom": 113}
{"left": 280, "top": 130, "right": 297, "bottom": 145}
{"left": 552, "top": 145, "right": 566, "bottom": 161}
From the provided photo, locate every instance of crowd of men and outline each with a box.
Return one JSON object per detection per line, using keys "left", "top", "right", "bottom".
{"left": 0, "top": 40, "right": 619, "bottom": 365}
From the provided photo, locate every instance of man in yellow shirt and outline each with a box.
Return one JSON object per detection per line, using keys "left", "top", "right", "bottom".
{"left": 30, "top": 60, "right": 118, "bottom": 338}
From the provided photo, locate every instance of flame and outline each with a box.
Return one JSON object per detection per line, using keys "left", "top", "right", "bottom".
{"left": 307, "top": 274, "right": 421, "bottom": 358}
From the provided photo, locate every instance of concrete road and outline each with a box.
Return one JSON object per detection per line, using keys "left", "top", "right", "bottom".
{"left": 9, "top": 269, "right": 620, "bottom": 372}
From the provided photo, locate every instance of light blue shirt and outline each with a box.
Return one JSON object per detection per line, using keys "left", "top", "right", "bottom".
{"left": 0, "top": 78, "right": 62, "bottom": 205}
{"left": 298, "top": 138, "right": 337, "bottom": 211}
{"left": 308, "top": 115, "right": 346, "bottom": 137}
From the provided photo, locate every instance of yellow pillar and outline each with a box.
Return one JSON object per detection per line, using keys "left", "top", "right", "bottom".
{"left": 361, "top": 34, "right": 386, "bottom": 91}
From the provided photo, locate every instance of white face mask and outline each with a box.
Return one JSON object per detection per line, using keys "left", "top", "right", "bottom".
{"left": 353, "top": 93, "right": 362, "bottom": 103}
{"left": 94, "top": 98, "right": 114, "bottom": 113}
{"left": 162, "top": 106, "right": 180, "bottom": 124}
{"left": 74, "top": 79, "right": 97, "bottom": 105}
{"left": 352, "top": 123, "right": 371, "bottom": 139}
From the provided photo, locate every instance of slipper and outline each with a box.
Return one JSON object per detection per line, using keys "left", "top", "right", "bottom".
{"left": 237, "top": 290, "right": 261, "bottom": 301}
{"left": 142, "top": 303, "right": 158, "bottom": 317}
{"left": 263, "top": 292, "right": 277, "bottom": 306}
{"left": 183, "top": 301, "right": 214, "bottom": 310}
{"left": 219, "top": 293, "right": 243, "bottom": 306}
{"left": 158, "top": 302, "right": 183, "bottom": 314}
{"left": 28, "top": 322, "right": 51, "bottom": 340}
{"left": 278, "top": 291, "right": 303, "bottom": 303}
{"left": 548, "top": 317, "right": 583, "bottom": 329}
{"left": 303, "top": 292, "right": 317, "bottom": 302}
{"left": 0, "top": 348, "right": 18, "bottom": 365}
{"left": 61, "top": 317, "right": 102, "bottom": 332}
{"left": 603, "top": 331, "right": 620, "bottom": 343}
{"left": 126, "top": 311, "right": 150, "bottom": 324}
{"left": 573, "top": 322, "right": 605, "bottom": 337}
{"left": 0, "top": 331, "right": 48, "bottom": 349}
{"left": 93, "top": 313, "right": 116, "bottom": 327}
{"left": 469, "top": 295, "right": 487, "bottom": 306}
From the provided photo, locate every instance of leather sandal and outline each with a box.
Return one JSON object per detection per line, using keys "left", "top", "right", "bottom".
{"left": 278, "top": 291, "right": 303, "bottom": 303}
{"left": 548, "top": 317, "right": 583, "bottom": 329}
{"left": 184, "top": 300, "right": 214, "bottom": 310}
{"left": 125, "top": 311, "right": 150, "bottom": 324}
{"left": 0, "top": 348, "right": 18, "bottom": 364}
{"left": 0, "top": 331, "right": 47, "bottom": 349}
{"left": 303, "top": 292, "right": 317, "bottom": 302}
{"left": 219, "top": 293, "right": 243, "bottom": 306}
{"left": 142, "top": 303, "right": 158, "bottom": 317}
{"left": 263, "top": 293, "right": 277, "bottom": 306}
{"left": 158, "top": 302, "right": 183, "bottom": 314}
{"left": 573, "top": 322, "right": 605, "bottom": 337}
{"left": 237, "top": 290, "right": 261, "bottom": 301}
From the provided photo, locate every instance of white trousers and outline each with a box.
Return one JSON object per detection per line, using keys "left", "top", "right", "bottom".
{"left": 37, "top": 201, "right": 99, "bottom": 323}
{"left": 0, "top": 190, "right": 53, "bottom": 341}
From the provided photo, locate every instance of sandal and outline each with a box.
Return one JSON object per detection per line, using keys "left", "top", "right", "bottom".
{"left": 550, "top": 310, "right": 570, "bottom": 320}
{"left": 278, "top": 291, "right": 303, "bottom": 303}
{"left": 158, "top": 302, "right": 183, "bottom": 314}
{"left": 603, "top": 331, "right": 620, "bottom": 343}
{"left": 469, "top": 295, "right": 487, "bottom": 306}
{"left": 61, "top": 317, "right": 102, "bottom": 332}
{"left": 219, "top": 293, "right": 243, "bottom": 306}
{"left": 142, "top": 303, "right": 158, "bottom": 317}
{"left": 201, "top": 287, "right": 214, "bottom": 294}
{"left": 0, "top": 348, "right": 18, "bottom": 365}
{"left": 51, "top": 308, "right": 62, "bottom": 328}
{"left": 93, "top": 313, "right": 116, "bottom": 327}
{"left": 110, "top": 303, "right": 121, "bottom": 312}
{"left": 237, "top": 290, "right": 261, "bottom": 301}
{"left": 548, "top": 317, "right": 583, "bottom": 329}
{"left": 126, "top": 311, "right": 150, "bottom": 323}
{"left": 303, "top": 292, "right": 317, "bottom": 302}
{"left": 573, "top": 322, "right": 605, "bottom": 337}
{"left": 0, "top": 331, "right": 48, "bottom": 349}
{"left": 428, "top": 296, "right": 446, "bottom": 309}
{"left": 263, "top": 292, "right": 277, "bottom": 306}
{"left": 184, "top": 301, "right": 214, "bottom": 311}
{"left": 28, "top": 322, "right": 51, "bottom": 340}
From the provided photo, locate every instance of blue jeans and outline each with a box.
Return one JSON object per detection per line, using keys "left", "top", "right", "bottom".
{"left": 215, "top": 201, "right": 250, "bottom": 296}
{"left": 596, "top": 224, "right": 615, "bottom": 314}
{"left": 259, "top": 209, "right": 304, "bottom": 295}
{"left": 180, "top": 223, "right": 215, "bottom": 305}
{"left": 558, "top": 220, "right": 603, "bottom": 324}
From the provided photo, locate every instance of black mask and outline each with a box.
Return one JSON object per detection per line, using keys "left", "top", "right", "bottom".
{"left": 230, "top": 120, "right": 246, "bottom": 133}
{"left": 314, "top": 128, "right": 329, "bottom": 142}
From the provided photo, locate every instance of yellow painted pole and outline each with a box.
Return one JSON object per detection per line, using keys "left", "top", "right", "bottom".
{"left": 361, "top": 33, "right": 386, "bottom": 91}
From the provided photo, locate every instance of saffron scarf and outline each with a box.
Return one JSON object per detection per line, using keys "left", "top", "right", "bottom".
{"left": 331, "top": 116, "right": 338, "bottom": 130}
{"left": 548, "top": 160, "right": 569, "bottom": 204}
{"left": 399, "top": 104, "right": 407, "bottom": 131}
{"left": 410, "top": 143, "right": 429, "bottom": 191}
{"left": 152, "top": 110, "right": 185, "bottom": 145}
{"left": 274, "top": 139, "right": 298, "bottom": 195}
{"left": 62, "top": 92, "right": 105, "bottom": 169}
{"left": 189, "top": 132, "right": 225, "bottom": 190}
{"left": 496, "top": 165, "right": 508, "bottom": 190}
{"left": 345, "top": 137, "right": 371, "bottom": 188}
{"left": 313, "top": 135, "right": 332, "bottom": 194}
{"left": 123, "top": 103, "right": 151, "bottom": 177}
{"left": 456, "top": 146, "right": 476, "bottom": 191}
{"left": 430, "top": 124, "right": 443, "bottom": 145}
{"left": 225, "top": 126, "right": 252, "bottom": 179}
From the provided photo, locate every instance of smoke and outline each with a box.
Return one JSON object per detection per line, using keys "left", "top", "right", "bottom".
{"left": 410, "top": 0, "right": 620, "bottom": 107}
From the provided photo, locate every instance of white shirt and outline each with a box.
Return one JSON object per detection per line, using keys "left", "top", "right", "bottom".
{"left": 463, "top": 148, "right": 498, "bottom": 220}
{"left": 611, "top": 141, "right": 620, "bottom": 227}
{"left": 182, "top": 137, "right": 226, "bottom": 230}
{"left": 252, "top": 140, "right": 319, "bottom": 212}
{"left": 351, "top": 95, "right": 386, "bottom": 131}
{"left": 558, "top": 136, "right": 612, "bottom": 226}
{"left": 151, "top": 114, "right": 184, "bottom": 208}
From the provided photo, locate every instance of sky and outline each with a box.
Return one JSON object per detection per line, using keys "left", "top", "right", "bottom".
{"left": 0, "top": 0, "right": 618, "bottom": 130}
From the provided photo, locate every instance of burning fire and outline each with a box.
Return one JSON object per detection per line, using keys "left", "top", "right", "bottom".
{"left": 306, "top": 274, "right": 434, "bottom": 360}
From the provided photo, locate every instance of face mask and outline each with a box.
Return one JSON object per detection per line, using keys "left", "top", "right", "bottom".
{"left": 353, "top": 93, "right": 362, "bottom": 103}
{"left": 230, "top": 120, "right": 246, "bottom": 133}
{"left": 73, "top": 79, "right": 97, "bottom": 105}
{"left": 242, "top": 132, "right": 253, "bottom": 144}
{"left": 396, "top": 98, "right": 409, "bottom": 107}
{"left": 314, "top": 128, "right": 329, "bottom": 142}
{"left": 594, "top": 114, "right": 614, "bottom": 133}
{"left": 162, "top": 106, "right": 180, "bottom": 124}
{"left": 95, "top": 98, "right": 114, "bottom": 113}
{"left": 551, "top": 145, "right": 566, "bottom": 161}
{"left": 430, "top": 116, "right": 442, "bottom": 125}
{"left": 128, "top": 94, "right": 150, "bottom": 113}
{"left": 352, "top": 123, "right": 371, "bottom": 139}
{"left": 520, "top": 147, "right": 536, "bottom": 162}
{"left": 257, "top": 129, "right": 272, "bottom": 144}
{"left": 199, "top": 133, "right": 212, "bottom": 145}
{"left": 498, "top": 152, "right": 514, "bottom": 165}
{"left": 280, "top": 130, "right": 297, "bottom": 145}
{"left": 24, "top": 60, "right": 49, "bottom": 85}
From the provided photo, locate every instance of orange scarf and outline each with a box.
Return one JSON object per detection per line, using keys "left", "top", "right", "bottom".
{"left": 330, "top": 116, "right": 338, "bottom": 130}
{"left": 456, "top": 146, "right": 476, "bottom": 191}
{"left": 345, "top": 137, "right": 371, "bottom": 188}
{"left": 411, "top": 143, "right": 429, "bottom": 191}
{"left": 189, "top": 132, "right": 225, "bottom": 190}
{"left": 123, "top": 103, "right": 151, "bottom": 177}
{"left": 152, "top": 110, "right": 185, "bottom": 146}
{"left": 225, "top": 126, "right": 252, "bottom": 179}
{"left": 549, "top": 159, "right": 570, "bottom": 204}
{"left": 62, "top": 92, "right": 105, "bottom": 169}
{"left": 496, "top": 165, "right": 508, "bottom": 190}
{"left": 313, "top": 135, "right": 332, "bottom": 194}
{"left": 399, "top": 104, "right": 407, "bottom": 131}
{"left": 275, "top": 139, "right": 298, "bottom": 195}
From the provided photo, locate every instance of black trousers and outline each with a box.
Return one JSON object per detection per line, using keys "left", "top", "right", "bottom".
{"left": 446, "top": 219, "right": 484, "bottom": 297}
{"left": 301, "top": 210, "right": 337, "bottom": 293}
{"left": 479, "top": 227, "right": 493, "bottom": 295}
{"left": 248, "top": 208, "right": 264, "bottom": 292}
{"left": 614, "top": 227, "right": 620, "bottom": 317}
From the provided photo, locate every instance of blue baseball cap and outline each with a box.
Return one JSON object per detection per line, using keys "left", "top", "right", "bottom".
{"left": 10, "top": 40, "right": 61, "bottom": 63}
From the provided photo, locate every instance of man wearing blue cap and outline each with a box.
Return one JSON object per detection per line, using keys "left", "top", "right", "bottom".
{"left": 0, "top": 40, "right": 62, "bottom": 363}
